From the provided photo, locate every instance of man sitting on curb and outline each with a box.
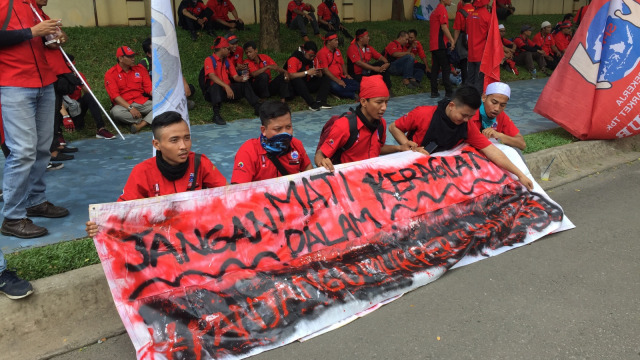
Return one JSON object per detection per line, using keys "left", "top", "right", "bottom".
{"left": 104, "top": 46, "right": 153, "bottom": 134}
{"left": 388, "top": 86, "right": 533, "bottom": 190}
{"left": 469, "top": 82, "right": 526, "bottom": 152}
{"left": 86, "top": 111, "right": 228, "bottom": 237}
{"left": 314, "top": 75, "right": 410, "bottom": 171}
{"left": 231, "top": 101, "right": 312, "bottom": 184}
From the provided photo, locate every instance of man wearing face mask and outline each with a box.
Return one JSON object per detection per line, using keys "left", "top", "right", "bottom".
{"left": 389, "top": 86, "right": 533, "bottom": 190}
{"left": 231, "top": 101, "right": 312, "bottom": 184}
{"left": 85, "top": 111, "right": 228, "bottom": 236}
{"left": 314, "top": 75, "right": 411, "bottom": 172}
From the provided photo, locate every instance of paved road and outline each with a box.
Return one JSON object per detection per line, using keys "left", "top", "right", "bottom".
{"left": 50, "top": 160, "right": 640, "bottom": 360}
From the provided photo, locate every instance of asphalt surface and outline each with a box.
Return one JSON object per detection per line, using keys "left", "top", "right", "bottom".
{"left": 49, "top": 159, "right": 640, "bottom": 360}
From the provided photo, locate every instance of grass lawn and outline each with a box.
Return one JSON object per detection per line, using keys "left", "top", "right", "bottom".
{"left": 6, "top": 13, "right": 577, "bottom": 282}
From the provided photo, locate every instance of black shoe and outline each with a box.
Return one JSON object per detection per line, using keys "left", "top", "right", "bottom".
{"left": 1, "top": 218, "right": 48, "bottom": 239}
{"left": 254, "top": 103, "right": 262, "bottom": 117}
{"left": 212, "top": 114, "right": 226, "bottom": 125}
{"left": 59, "top": 146, "right": 78, "bottom": 153}
{"left": 430, "top": 92, "right": 439, "bottom": 98}
{"left": 207, "top": 29, "right": 216, "bottom": 37}
{"left": 26, "top": 201, "right": 69, "bottom": 218}
{"left": 444, "top": 92, "right": 453, "bottom": 98}
{"left": 47, "top": 162, "right": 64, "bottom": 171}
{"left": 130, "top": 124, "right": 139, "bottom": 134}
{"left": 318, "top": 102, "right": 332, "bottom": 109}
{"left": 190, "top": 31, "right": 198, "bottom": 41}
{"left": 51, "top": 153, "right": 74, "bottom": 161}
{"left": 0, "top": 269, "right": 34, "bottom": 299}
{"left": 308, "top": 103, "right": 321, "bottom": 111}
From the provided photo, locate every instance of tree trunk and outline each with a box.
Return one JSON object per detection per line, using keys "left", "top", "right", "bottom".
{"left": 259, "top": 0, "right": 280, "bottom": 51}
{"left": 391, "top": 0, "right": 406, "bottom": 21}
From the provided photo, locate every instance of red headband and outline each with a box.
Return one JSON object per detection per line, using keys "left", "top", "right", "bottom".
{"left": 356, "top": 31, "right": 368, "bottom": 40}
{"left": 213, "top": 37, "right": 230, "bottom": 49}
{"left": 359, "top": 75, "right": 389, "bottom": 99}
{"left": 324, "top": 33, "right": 338, "bottom": 42}
{"left": 304, "top": 49, "right": 316, "bottom": 55}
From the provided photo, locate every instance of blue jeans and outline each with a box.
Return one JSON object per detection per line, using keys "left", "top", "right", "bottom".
{"left": 1, "top": 85, "right": 55, "bottom": 220}
{"left": 387, "top": 55, "right": 415, "bottom": 79}
{"left": 329, "top": 77, "right": 359, "bottom": 99}
{"left": 0, "top": 250, "right": 5, "bottom": 273}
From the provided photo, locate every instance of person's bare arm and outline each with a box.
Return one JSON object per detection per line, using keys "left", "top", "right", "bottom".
{"left": 480, "top": 144, "right": 533, "bottom": 190}
{"left": 314, "top": 150, "right": 335, "bottom": 172}
{"left": 482, "top": 129, "right": 526, "bottom": 150}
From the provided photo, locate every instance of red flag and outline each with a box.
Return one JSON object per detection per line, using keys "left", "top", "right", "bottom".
{"left": 534, "top": 0, "right": 640, "bottom": 140}
{"left": 480, "top": 0, "right": 503, "bottom": 91}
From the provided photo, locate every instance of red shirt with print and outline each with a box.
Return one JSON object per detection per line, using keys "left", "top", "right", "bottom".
{"left": 104, "top": 63, "right": 152, "bottom": 105}
{"left": 118, "top": 152, "right": 227, "bottom": 201}
{"left": 231, "top": 138, "right": 311, "bottom": 184}
{"left": 393, "top": 106, "right": 491, "bottom": 150}
{"left": 553, "top": 32, "right": 571, "bottom": 52}
{"left": 429, "top": 3, "right": 450, "bottom": 51}
{"left": 287, "top": 1, "right": 312, "bottom": 21}
{"left": 315, "top": 46, "right": 344, "bottom": 78}
{"left": 317, "top": 1, "right": 338, "bottom": 22}
{"left": 533, "top": 32, "right": 556, "bottom": 56}
{"left": 384, "top": 40, "right": 407, "bottom": 60}
{"left": 408, "top": 40, "right": 427, "bottom": 62}
{"left": 318, "top": 114, "right": 388, "bottom": 164}
{"left": 246, "top": 54, "right": 277, "bottom": 80}
{"left": 229, "top": 46, "right": 244, "bottom": 68}
{"left": 204, "top": 53, "right": 237, "bottom": 86}
{"left": 206, "top": 0, "right": 235, "bottom": 22}
{"left": 465, "top": 6, "right": 491, "bottom": 62}
{"left": 453, "top": 3, "right": 475, "bottom": 32}
{"left": 347, "top": 42, "right": 382, "bottom": 75}
{"left": 185, "top": 1, "right": 207, "bottom": 16}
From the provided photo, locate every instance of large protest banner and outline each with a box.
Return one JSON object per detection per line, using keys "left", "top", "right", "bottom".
{"left": 90, "top": 145, "right": 573, "bottom": 360}
{"left": 534, "top": 0, "right": 640, "bottom": 140}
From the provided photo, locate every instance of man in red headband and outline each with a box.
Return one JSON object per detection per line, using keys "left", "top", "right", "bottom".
{"left": 347, "top": 28, "right": 391, "bottom": 89}
{"left": 314, "top": 75, "right": 410, "bottom": 171}
{"left": 283, "top": 41, "right": 331, "bottom": 111}
{"left": 315, "top": 32, "right": 360, "bottom": 100}
{"left": 202, "top": 36, "right": 260, "bottom": 125}
{"left": 465, "top": 0, "right": 491, "bottom": 92}
{"left": 389, "top": 86, "right": 533, "bottom": 190}
{"left": 553, "top": 22, "right": 572, "bottom": 54}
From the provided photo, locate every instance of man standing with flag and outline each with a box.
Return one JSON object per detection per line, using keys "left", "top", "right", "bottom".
{"left": 479, "top": 0, "right": 504, "bottom": 91}
{"left": 429, "top": 0, "right": 455, "bottom": 98}
{"left": 466, "top": 0, "right": 491, "bottom": 92}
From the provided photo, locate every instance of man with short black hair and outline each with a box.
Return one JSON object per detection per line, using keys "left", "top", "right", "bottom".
{"left": 178, "top": 0, "right": 215, "bottom": 40}
{"left": 407, "top": 29, "right": 430, "bottom": 84}
{"left": 389, "top": 86, "right": 533, "bottom": 190}
{"left": 104, "top": 46, "right": 153, "bottom": 133}
{"left": 205, "top": 0, "right": 244, "bottom": 31}
{"left": 232, "top": 101, "right": 312, "bottom": 184}
{"left": 317, "top": 0, "right": 352, "bottom": 40}
{"left": 286, "top": 0, "right": 320, "bottom": 41}
{"left": 243, "top": 41, "right": 289, "bottom": 101}
{"left": 514, "top": 25, "right": 547, "bottom": 78}
{"left": 346, "top": 28, "right": 391, "bottom": 88}
{"left": 384, "top": 31, "right": 421, "bottom": 89}
{"left": 315, "top": 32, "right": 359, "bottom": 100}
{"left": 284, "top": 41, "right": 331, "bottom": 111}
{"left": 453, "top": 0, "right": 473, "bottom": 84}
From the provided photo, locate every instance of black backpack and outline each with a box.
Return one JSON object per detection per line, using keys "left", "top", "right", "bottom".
{"left": 198, "top": 55, "right": 230, "bottom": 101}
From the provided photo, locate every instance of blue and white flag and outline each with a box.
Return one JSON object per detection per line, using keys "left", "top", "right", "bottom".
{"left": 151, "top": 0, "right": 189, "bottom": 124}
{"left": 413, "top": 0, "right": 441, "bottom": 21}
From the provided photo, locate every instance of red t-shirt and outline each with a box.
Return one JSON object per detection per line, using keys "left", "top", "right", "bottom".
{"left": 245, "top": 54, "right": 277, "bottom": 80}
{"left": 118, "top": 152, "right": 227, "bottom": 201}
{"left": 286, "top": 56, "right": 312, "bottom": 74}
{"left": 514, "top": 34, "right": 537, "bottom": 56}
{"left": 228, "top": 46, "right": 244, "bottom": 68}
{"left": 287, "top": 1, "right": 312, "bottom": 21}
{"left": 206, "top": 0, "right": 235, "bottom": 22}
{"left": 533, "top": 32, "right": 556, "bottom": 56}
{"left": 347, "top": 42, "right": 382, "bottom": 75}
{"left": 315, "top": 46, "right": 345, "bottom": 78}
{"left": 553, "top": 32, "right": 571, "bottom": 52}
{"left": 453, "top": 3, "right": 474, "bottom": 32}
{"left": 429, "top": 3, "right": 450, "bottom": 51}
{"left": 318, "top": 114, "right": 388, "bottom": 164}
{"left": 393, "top": 105, "right": 491, "bottom": 150}
{"left": 231, "top": 138, "right": 311, "bottom": 184}
{"left": 408, "top": 40, "right": 427, "bottom": 62}
{"left": 185, "top": 1, "right": 207, "bottom": 16}
{"left": 384, "top": 40, "right": 407, "bottom": 60}
{"left": 465, "top": 7, "right": 491, "bottom": 62}
{"left": 104, "top": 63, "right": 152, "bottom": 105}
{"left": 317, "top": 1, "right": 338, "bottom": 21}
{"left": 204, "top": 53, "right": 237, "bottom": 86}
{"left": 469, "top": 110, "right": 520, "bottom": 137}
{"left": 69, "top": 72, "right": 89, "bottom": 101}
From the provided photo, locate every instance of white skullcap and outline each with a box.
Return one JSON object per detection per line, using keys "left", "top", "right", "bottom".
{"left": 541, "top": 21, "right": 551, "bottom": 28}
{"left": 498, "top": 24, "right": 505, "bottom": 30}
{"left": 485, "top": 82, "right": 511, "bottom": 99}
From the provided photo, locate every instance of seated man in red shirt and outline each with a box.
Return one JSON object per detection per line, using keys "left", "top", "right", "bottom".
{"left": 178, "top": 0, "right": 215, "bottom": 40}
{"left": 243, "top": 41, "right": 289, "bottom": 101}
{"left": 85, "top": 111, "right": 228, "bottom": 236}
{"left": 205, "top": 0, "right": 244, "bottom": 31}
{"left": 287, "top": 0, "right": 320, "bottom": 41}
{"left": 104, "top": 46, "right": 153, "bottom": 134}
{"left": 203, "top": 36, "right": 260, "bottom": 125}
{"left": 384, "top": 31, "right": 421, "bottom": 89}
{"left": 407, "top": 29, "right": 430, "bottom": 84}
{"left": 514, "top": 25, "right": 547, "bottom": 78}
{"left": 469, "top": 82, "right": 526, "bottom": 152}
{"left": 283, "top": 41, "right": 331, "bottom": 111}
{"left": 315, "top": 32, "right": 359, "bottom": 100}
{"left": 553, "top": 22, "right": 572, "bottom": 55}
{"left": 499, "top": 24, "right": 518, "bottom": 75}
{"left": 533, "top": 21, "right": 562, "bottom": 70}
{"left": 317, "top": 0, "right": 352, "bottom": 40}
{"left": 346, "top": 29, "right": 391, "bottom": 89}
{"left": 388, "top": 85, "right": 533, "bottom": 190}
{"left": 496, "top": 0, "right": 515, "bottom": 20}
{"left": 314, "top": 75, "right": 410, "bottom": 171}
{"left": 232, "top": 101, "right": 312, "bottom": 184}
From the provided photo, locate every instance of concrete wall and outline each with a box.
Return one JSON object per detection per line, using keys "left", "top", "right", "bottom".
{"left": 44, "top": 0, "right": 590, "bottom": 27}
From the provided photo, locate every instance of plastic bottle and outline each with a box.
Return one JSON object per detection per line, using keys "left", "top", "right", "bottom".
{"left": 531, "top": 68, "right": 537, "bottom": 79}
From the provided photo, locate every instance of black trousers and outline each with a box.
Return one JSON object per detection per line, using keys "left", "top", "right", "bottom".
{"left": 251, "top": 73, "right": 290, "bottom": 99}
{"left": 288, "top": 75, "right": 330, "bottom": 106}
{"left": 207, "top": 82, "right": 259, "bottom": 113}
{"left": 73, "top": 93, "right": 105, "bottom": 130}
{"left": 430, "top": 49, "right": 453, "bottom": 95}
{"left": 351, "top": 61, "right": 392, "bottom": 90}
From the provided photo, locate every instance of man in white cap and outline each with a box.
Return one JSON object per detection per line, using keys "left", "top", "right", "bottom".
{"left": 533, "top": 21, "right": 561, "bottom": 70}
{"left": 469, "top": 82, "right": 526, "bottom": 151}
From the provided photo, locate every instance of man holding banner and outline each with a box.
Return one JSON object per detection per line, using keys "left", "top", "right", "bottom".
{"left": 389, "top": 86, "right": 533, "bottom": 190}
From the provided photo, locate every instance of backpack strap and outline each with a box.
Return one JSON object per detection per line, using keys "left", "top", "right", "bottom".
{"left": 2, "top": 0, "right": 14, "bottom": 31}
{"left": 329, "top": 108, "right": 358, "bottom": 164}
{"left": 266, "top": 153, "right": 290, "bottom": 176}
{"left": 458, "top": 8, "right": 468, "bottom": 18}
{"left": 189, "top": 153, "right": 202, "bottom": 191}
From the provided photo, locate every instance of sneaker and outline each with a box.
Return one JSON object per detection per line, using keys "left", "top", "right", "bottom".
{"left": 318, "top": 102, "right": 332, "bottom": 109}
{"left": 1, "top": 218, "right": 48, "bottom": 239}
{"left": 308, "top": 103, "right": 320, "bottom": 111}
{"left": 212, "top": 114, "right": 227, "bottom": 125}
{"left": 0, "top": 190, "right": 3, "bottom": 202}
{"left": 26, "top": 201, "right": 69, "bottom": 218}
{"left": 0, "top": 269, "right": 34, "bottom": 300}
{"left": 46, "top": 162, "right": 64, "bottom": 171}
{"left": 96, "top": 128, "right": 116, "bottom": 139}
{"left": 51, "top": 153, "right": 74, "bottom": 161}
{"left": 59, "top": 145, "right": 78, "bottom": 153}
{"left": 405, "top": 82, "right": 418, "bottom": 89}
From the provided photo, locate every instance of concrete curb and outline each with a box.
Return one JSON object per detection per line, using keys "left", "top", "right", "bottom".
{"left": 1, "top": 136, "right": 639, "bottom": 360}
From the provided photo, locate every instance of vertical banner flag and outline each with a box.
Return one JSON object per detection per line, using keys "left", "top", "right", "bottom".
{"left": 151, "top": 0, "right": 189, "bottom": 123}
{"left": 534, "top": 0, "right": 640, "bottom": 140}
{"left": 480, "top": 0, "right": 503, "bottom": 91}
{"left": 91, "top": 145, "right": 573, "bottom": 360}
{"left": 414, "top": 0, "right": 441, "bottom": 20}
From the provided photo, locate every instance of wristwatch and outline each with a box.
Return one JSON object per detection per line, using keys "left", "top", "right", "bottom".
{"left": 304, "top": 70, "right": 308, "bottom": 75}
{"left": 128, "top": 104, "right": 134, "bottom": 110}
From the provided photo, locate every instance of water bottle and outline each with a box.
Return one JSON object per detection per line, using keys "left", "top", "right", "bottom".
{"left": 531, "top": 68, "right": 537, "bottom": 79}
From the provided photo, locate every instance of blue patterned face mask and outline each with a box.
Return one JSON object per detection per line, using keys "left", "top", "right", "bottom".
{"left": 260, "top": 132, "right": 293, "bottom": 156}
